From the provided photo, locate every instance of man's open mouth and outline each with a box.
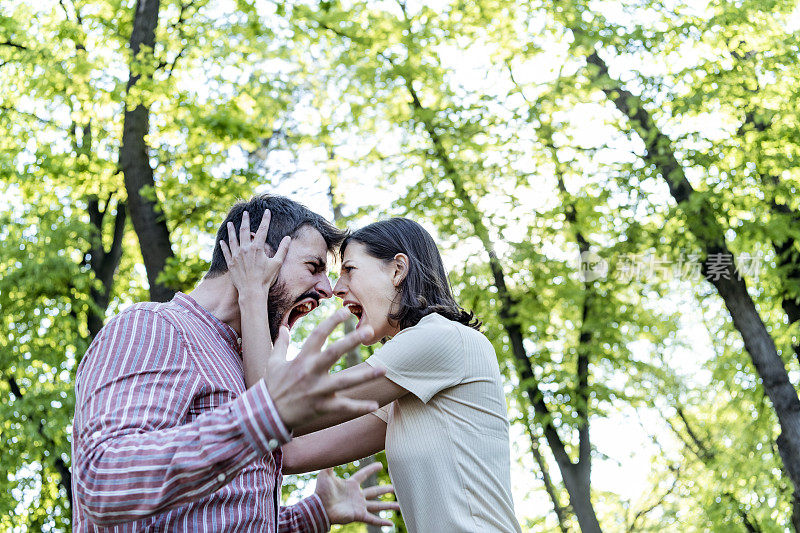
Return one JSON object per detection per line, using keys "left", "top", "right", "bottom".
{"left": 286, "top": 298, "right": 319, "bottom": 329}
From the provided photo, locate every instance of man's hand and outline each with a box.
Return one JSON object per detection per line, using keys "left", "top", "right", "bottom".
{"left": 315, "top": 463, "right": 400, "bottom": 527}
{"left": 266, "top": 309, "right": 383, "bottom": 430}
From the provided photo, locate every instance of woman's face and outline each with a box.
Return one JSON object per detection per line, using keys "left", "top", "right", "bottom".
{"left": 333, "top": 242, "right": 402, "bottom": 345}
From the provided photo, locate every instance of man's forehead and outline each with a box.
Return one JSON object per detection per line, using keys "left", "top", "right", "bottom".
{"left": 290, "top": 226, "right": 332, "bottom": 266}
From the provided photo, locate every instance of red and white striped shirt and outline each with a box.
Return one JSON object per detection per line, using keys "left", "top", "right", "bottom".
{"left": 72, "top": 293, "right": 329, "bottom": 532}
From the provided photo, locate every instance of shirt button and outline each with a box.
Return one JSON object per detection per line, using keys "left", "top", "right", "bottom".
{"left": 236, "top": 338, "right": 242, "bottom": 345}
{"left": 217, "top": 473, "right": 226, "bottom": 483}
{"left": 267, "top": 439, "right": 279, "bottom": 451}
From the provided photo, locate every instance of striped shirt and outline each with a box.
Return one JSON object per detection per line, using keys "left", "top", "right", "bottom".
{"left": 72, "top": 293, "right": 329, "bottom": 532}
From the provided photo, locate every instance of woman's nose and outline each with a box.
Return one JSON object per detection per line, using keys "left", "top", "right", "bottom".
{"left": 333, "top": 277, "right": 346, "bottom": 298}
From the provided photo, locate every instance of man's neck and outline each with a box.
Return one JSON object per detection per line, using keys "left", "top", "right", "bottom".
{"left": 189, "top": 274, "right": 242, "bottom": 334}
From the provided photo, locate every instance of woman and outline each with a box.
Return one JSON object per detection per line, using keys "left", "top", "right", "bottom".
{"left": 226, "top": 217, "right": 521, "bottom": 533}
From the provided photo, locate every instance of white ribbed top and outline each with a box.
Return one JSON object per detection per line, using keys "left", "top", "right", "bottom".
{"left": 367, "top": 313, "right": 521, "bottom": 533}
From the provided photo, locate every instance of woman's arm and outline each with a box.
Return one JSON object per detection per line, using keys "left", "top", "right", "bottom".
{"left": 220, "top": 210, "right": 290, "bottom": 387}
{"left": 282, "top": 413, "right": 387, "bottom": 474}
{"left": 292, "top": 363, "right": 406, "bottom": 436}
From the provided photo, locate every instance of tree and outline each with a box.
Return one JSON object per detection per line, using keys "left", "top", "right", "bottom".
{"left": 1, "top": 0, "right": 298, "bottom": 526}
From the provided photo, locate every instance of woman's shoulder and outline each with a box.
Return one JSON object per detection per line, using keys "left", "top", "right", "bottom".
{"left": 413, "top": 312, "right": 464, "bottom": 337}
{"left": 414, "top": 313, "right": 493, "bottom": 351}
{"left": 388, "top": 313, "right": 462, "bottom": 350}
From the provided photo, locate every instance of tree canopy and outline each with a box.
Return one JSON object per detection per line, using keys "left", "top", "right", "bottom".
{"left": 2, "top": 0, "right": 800, "bottom": 531}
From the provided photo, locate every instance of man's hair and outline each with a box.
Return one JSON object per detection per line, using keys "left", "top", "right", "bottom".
{"left": 206, "top": 194, "right": 346, "bottom": 278}
{"left": 341, "top": 217, "right": 481, "bottom": 331}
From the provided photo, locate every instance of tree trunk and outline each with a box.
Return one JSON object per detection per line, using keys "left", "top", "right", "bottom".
{"left": 585, "top": 49, "right": 800, "bottom": 502}
{"left": 519, "top": 398, "right": 571, "bottom": 533}
{"left": 120, "top": 0, "right": 175, "bottom": 303}
{"left": 401, "top": 77, "right": 603, "bottom": 533}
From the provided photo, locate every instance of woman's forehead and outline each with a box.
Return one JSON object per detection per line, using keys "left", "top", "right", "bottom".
{"left": 342, "top": 241, "right": 368, "bottom": 261}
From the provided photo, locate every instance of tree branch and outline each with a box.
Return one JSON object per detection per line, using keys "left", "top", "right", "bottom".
{"left": 0, "top": 40, "right": 28, "bottom": 50}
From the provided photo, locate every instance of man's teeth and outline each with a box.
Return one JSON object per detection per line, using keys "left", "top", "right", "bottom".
{"left": 296, "top": 302, "right": 313, "bottom": 313}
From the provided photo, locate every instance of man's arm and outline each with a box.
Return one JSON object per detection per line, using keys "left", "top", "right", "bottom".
{"left": 73, "top": 310, "right": 291, "bottom": 526}
{"left": 278, "top": 496, "right": 330, "bottom": 533}
{"left": 283, "top": 414, "right": 387, "bottom": 474}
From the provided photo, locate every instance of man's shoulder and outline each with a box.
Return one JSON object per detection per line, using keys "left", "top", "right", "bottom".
{"left": 108, "top": 299, "right": 190, "bottom": 327}
{"left": 77, "top": 302, "right": 187, "bottom": 384}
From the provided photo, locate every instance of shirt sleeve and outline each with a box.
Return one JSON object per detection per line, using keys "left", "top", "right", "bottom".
{"left": 73, "top": 308, "right": 292, "bottom": 527}
{"left": 370, "top": 403, "right": 391, "bottom": 423}
{"left": 278, "top": 495, "right": 330, "bottom": 533}
{"left": 365, "top": 315, "right": 465, "bottom": 403}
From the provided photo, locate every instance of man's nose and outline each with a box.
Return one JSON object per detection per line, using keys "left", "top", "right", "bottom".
{"left": 315, "top": 275, "right": 333, "bottom": 299}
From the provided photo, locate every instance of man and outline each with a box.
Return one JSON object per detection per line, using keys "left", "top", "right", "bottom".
{"left": 72, "top": 194, "right": 393, "bottom": 531}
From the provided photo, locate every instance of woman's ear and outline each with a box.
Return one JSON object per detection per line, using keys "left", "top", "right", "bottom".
{"left": 392, "top": 253, "right": 409, "bottom": 286}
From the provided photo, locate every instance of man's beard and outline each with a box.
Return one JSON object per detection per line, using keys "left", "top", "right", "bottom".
{"left": 267, "top": 280, "right": 293, "bottom": 342}
{"left": 267, "top": 281, "right": 323, "bottom": 341}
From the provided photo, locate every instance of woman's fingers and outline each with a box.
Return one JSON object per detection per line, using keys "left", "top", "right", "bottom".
{"left": 226, "top": 221, "right": 239, "bottom": 254}
{"left": 239, "top": 210, "right": 251, "bottom": 248}
{"left": 273, "top": 235, "right": 291, "bottom": 264}
{"left": 254, "top": 209, "right": 271, "bottom": 244}
{"left": 219, "top": 240, "right": 233, "bottom": 267}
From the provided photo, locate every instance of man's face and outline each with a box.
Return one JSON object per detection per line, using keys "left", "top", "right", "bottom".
{"left": 266, "top": 225, "right": 333, "bottom": 340}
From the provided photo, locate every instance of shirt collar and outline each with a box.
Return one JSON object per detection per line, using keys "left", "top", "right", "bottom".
{"left": 172, "top": 292, "right": 242, "bottom": 354}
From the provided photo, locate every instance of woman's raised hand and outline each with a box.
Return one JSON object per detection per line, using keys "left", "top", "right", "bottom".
{"left": 220, "top": 210, "right": 290, "bottom": 299}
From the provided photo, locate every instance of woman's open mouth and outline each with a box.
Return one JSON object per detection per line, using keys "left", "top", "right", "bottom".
{"left": 286, "top": 298, "right": 318, "bottom": 329}
{"left": 344, "top": 302, "right": 364, "bottom": 326}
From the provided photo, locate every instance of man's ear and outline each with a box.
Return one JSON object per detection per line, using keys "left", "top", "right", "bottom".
{"left": 392, "top": 253, "right": 409, "bottom": 286}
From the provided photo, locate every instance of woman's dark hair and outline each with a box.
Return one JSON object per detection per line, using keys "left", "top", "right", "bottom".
{"left": 341, "top": 218, "right": 481, "bottom": 331}
{"left": 206, "top": 194, "right": 346, "bottom": 278}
